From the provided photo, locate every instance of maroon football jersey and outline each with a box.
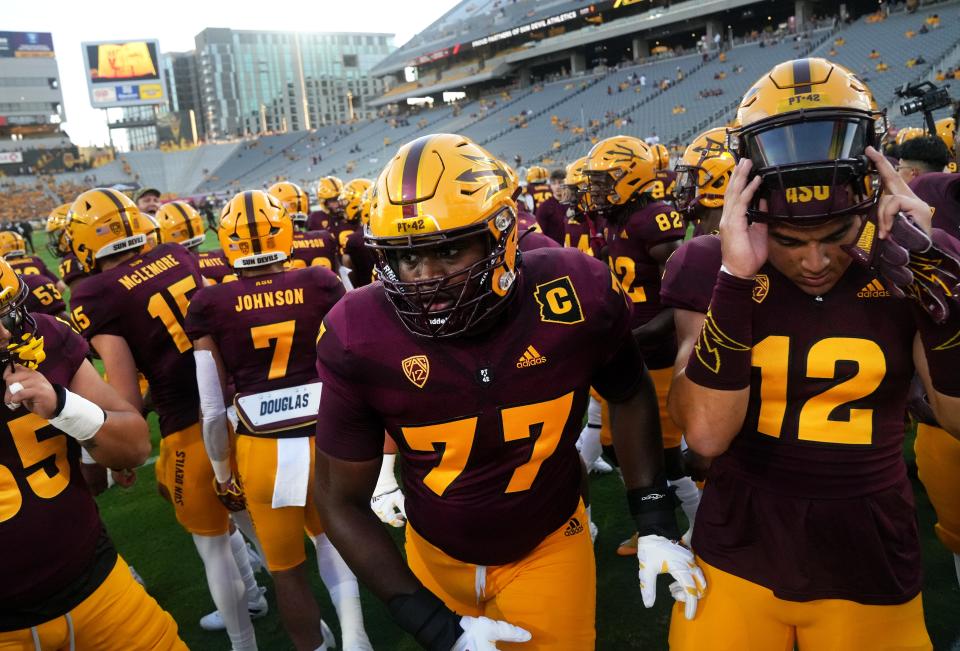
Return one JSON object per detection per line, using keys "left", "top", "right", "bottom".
{"left": 197, "top": 249, "right": 235, "bottom": 285}
{"left": 332, "top": 221, "right": 360, "bottom": 254}
{"left": 7, "top": 255, "right": 57, "bottom": 284}
{"left": 306, "top": 210, "right": 333, "bottom": 232}
{"left": 525, "top": 182, "right": 550, "bottom": 212}
{"left": 517, "top": 207, "right": 537, "bottom": 232}
{"left": 342, "top": 229, "right": 375, "bottom": 287}
{"left": 535, "top": 196, "right": 567, "bottom": 245}
{"left": 0, "top": 315, "right": 118, "bottom": 631}
{"left": 652, "top": 169, "right": 678, "bottom": 201}
{"left": 57, "top": 253, "right": 87, "bottom": 287}
{"left": 668, "top": 234, "right": 927, "bottom": 604}
{"left": 605, "top": 201, "right": 684, "bottom": 328}
{"left": 316, "top": 248, "right": 643, "bottom": 565}
{"left": 909, "top": 171, "right": 960, "bottom": 239}
{"left": 563, "top": 211, "right": 605, "bottom": 260}
{"left": 20, "top": 273, "right": 66, "bottom": 316}
{"left": 519, "top": 229, "right": 561, "bottom": 252}
{"left": 185, "top": 266, "right": 344, "bottom": 437}
{"left": 290, "top": 230, "right": 338, "bottom": 272}
{"left": 70, "top": 243, "right": 202, "bottom": 437}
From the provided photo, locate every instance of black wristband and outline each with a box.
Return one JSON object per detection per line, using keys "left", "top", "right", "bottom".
{"left": 388, "top": 587, "right": 462, "bottom": 651}
{"left": 51, "top": 383, "right": 68, "bottom": 418}
{"left": 627, "top": 478, "right": 681, "bottom": 541}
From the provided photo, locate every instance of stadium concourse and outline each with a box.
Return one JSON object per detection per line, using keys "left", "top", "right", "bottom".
{"left": 0, "top": 0, "right": 960, "bottom": 651}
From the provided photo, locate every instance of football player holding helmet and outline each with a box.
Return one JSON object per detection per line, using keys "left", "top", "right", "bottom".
{"left": 341, "top": 185, "right": 376, "bottom": 288}
{"left": 313, "top": 133, "right": 700, "bottom": 651}
{"left": 0, "top": 257, "right": 186, "bottom": 650}
{"left": 666, "top": 57, "right": 959, "bottom": 650}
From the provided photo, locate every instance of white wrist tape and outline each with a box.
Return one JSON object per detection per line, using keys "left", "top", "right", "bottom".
{"left": 49, "top": 389, "right": 105, "bottom": 442}
{"left": 375, "top": 453, "right": 400, "bottom": 496}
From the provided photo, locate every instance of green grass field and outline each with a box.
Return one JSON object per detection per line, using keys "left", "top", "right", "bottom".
{"left": 34, "top": 231, "right": 960, "bottom": 650}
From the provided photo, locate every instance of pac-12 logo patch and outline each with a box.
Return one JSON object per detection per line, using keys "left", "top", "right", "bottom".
{"left": 534, "top": 276, "right": 584, "bottom": 325}
{"left": 752, "top": 274, "right": 770, "bottom": 304}
{"left": 402, "top": 355, "right": 430, "bottom": 389}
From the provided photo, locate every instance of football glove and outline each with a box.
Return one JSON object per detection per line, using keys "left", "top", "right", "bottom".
{"left": 451, "top": 616, "right": 532, "bottom": 651}
{"left": 214, "top": 475, "right": 247, "bottom": 512}
{"left": 371, "top": 453, "right": 407, "bottom": 527}
{"left": 637, "top": 534, "right": 706, "bottom": 620}
{"left": 843, "top": 213, "right": 960, "bottom": 323}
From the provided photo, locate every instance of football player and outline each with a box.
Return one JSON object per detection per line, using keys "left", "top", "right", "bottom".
{"left": 313, "top": 134, "right": 704, "bottom": 651}
{"left": 45, "top": 203, "right": 89, "bottom": 291}
{"left": 585, "top": 136, "right": 700, "bottom": 552}
{"left": 936, "top": 116, "right": 956, "bottom": 172}
{"left": 65, "top": 188, "right": 260, "bottom": 651}
{"left": 561, "top": 157, "right": 604, "bottom": 260}
{"left": 673, "top": 127, "right": 736, "bottom": 236}
{"left": 0, "top": 231, "right": 65, "bottom": 293}
{"left": 525, "top": 165, "right": 553, "bottom": 212}
{"left": 341, "top": 187, "right": 377, "bottom": 288}
{"left": 651, "top": 143, "right": 678, "bottom": 203}
{"left": 18, "top": 271, "right": 66, "bottom": 318}
{"left": 337, "top": 178, "right": 372, "bottom": 251}
{"left": 665, "top": 57, "right": 960, "bottom": 650}
{"left": 534, "top": 169, "right": 568, "bottom": 245}
{"left": 269, "top": 181, "right": 340, "bottom": 275}
{"left": 308, "top": 176, "right": 345, "bottom": 232}
{"left": 0, "top": 257, "right": 186, "bottom": 650}
{"left": 156, "top": 201, "right": 207, "bottom": 253}
{"left": 185, "top": 190, "right": 372, "bottom": 651}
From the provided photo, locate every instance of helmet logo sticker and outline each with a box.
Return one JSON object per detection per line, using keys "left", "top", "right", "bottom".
{"left": 456, "top": 154, "right": 511, "bottom": 201}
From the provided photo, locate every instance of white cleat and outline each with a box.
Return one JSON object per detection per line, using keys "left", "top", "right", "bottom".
{"left": 589, "top": 458, "right": 614, "bottom": 474}
{"left": 199, "top": 586, "right": 268, "bottom": 631}
{"left": 128, "top": 565, "right": 146, "bottom": 587}
{"left": 318, "top": 620, "right": 337, "bottom": 650}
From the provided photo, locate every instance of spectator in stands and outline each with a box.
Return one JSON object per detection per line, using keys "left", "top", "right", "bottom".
{"left": 672, "top": 104, "right": 687, "bottom": 115}
{"left": 645, "top": 130, "right": 660, "bottom": 146}
{"left": 896, "top": 136, "right": 951, "bottom": 183}
{"left": 876, "top": 61, "right": 890, "bottom": 72}
{"left": 134, "top": 187, "right": 162, "bottom": 216}
{"left": 869, "top": 49, "right": 880, "bottom": 59}
{"left": 926, "top": 13, "right": 940, "bottom": 28}
{"left": 639, "top": 74, "right": 646, "bottom": 89}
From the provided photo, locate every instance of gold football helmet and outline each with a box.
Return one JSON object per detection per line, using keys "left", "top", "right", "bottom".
{"left": 526, "top": 165, "right": 549, "bottom": 184}
{"left": 584, "top": 135, "right": 659, "bottom": 212}
{"left": 895, "top": 127, "right": 924, "bottom": 146}
{"left": 0, "top": 231, "right": 27, "bottom": 259}
{"left": 316, "top": 176, "right": 345, "bottom": 216}
{"left": 66, "top": 188, "right": 151, "bottom": 272}
{"left": 935, "top": 117, "right": 954, "bottom": 152}
{"left": 156, "top": 201, "right": 206, "bottom": 250}
{"left": 675, "top": 127, "right": 736, "bottom": 215}
{"left": 45, "top": 203, "right": 72, "bottom": 258}
{"left": 359, "top": 186, "right": 373, "bottom": 227}
{"left": 652, "top": 143, "right": 670, "bottom": 171}
{"left": 268, "top": 181, "right": 310, "bottom": 227}
{"left": 367, "top": 133, "right": 518, "bottom": 338}
{"left": 730, "top": 57, "right": 885, "bottom": 223}
{"left": 218, "top": 190, "right": 293, "bottom": 269}
{"left": 340, "top": 178, "right": 372, "bottom": 222}
{"left": 562, "top": 156, "right": 591, "bottom": 211}
{"left": 0, "top": 257, "right": 44, "bottom": 369}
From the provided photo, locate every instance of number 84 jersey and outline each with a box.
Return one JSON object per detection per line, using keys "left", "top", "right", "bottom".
{"left": 70, "top": 242, "right": 202, "bottom": 438}
{"left": 316, "top": 248, "right": 644, "bottom": 566}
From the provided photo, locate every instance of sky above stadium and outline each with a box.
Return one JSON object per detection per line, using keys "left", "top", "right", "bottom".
{"left": 6, "top": 0, "right": 456, "bottom": 147}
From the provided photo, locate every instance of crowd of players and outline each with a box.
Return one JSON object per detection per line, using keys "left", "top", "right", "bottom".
{"left": 1, "top": 54, "right": 959, "bottom": 651}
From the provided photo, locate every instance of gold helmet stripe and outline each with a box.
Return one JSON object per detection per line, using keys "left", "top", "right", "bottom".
{"left": 99, "top": 189, "right": 134, "bottom": 237}
{"left": 242, "top": 191, "right": 262, "bottom": 254}
{"left": 792, "top": 58, "right": 813, "bottom": 95}
{"left": 171, "top": 202, "right": 196, "bottom": 239}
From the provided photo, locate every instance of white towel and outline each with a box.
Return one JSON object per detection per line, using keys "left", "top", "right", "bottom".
{"left": 272, "top": 436, "right": 311, "bottom": 508}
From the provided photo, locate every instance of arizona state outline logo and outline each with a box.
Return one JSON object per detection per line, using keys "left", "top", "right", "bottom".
{"left": 402, "top": 355, "right": 430, "bottom": 389}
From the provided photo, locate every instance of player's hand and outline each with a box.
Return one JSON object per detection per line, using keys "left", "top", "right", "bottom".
{"left": 111, "top": 468, "right": 137, "bottom": 488}
{"left": 637, "top": 534, "right": 706, "bottom": 620}
{"left": 865, "top": 146, "right": 933, "bottom": 237}
{"left": 451, "top": 615, "right": 532, "bottom": 650}
{"left": 4, "top": 363, "right": 57, "bottom": 417}
{"left": 719, "top": 158, "right": 767, "bottom": 279}
{"left": 213, "top": 475, "right": 247, "bottom": 512}
{"left": 371, "top": 486, "right": 406, "bottom": 527}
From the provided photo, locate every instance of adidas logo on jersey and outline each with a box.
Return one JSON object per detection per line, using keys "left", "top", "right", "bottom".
{"left": 857, "top": 279, "right": 890, "bottom": 298}
{"left": 564, "top": 517, "right": 584, "bottom": 536}
{"left": 517, "top": 345, "right": 547, "bottom": 368}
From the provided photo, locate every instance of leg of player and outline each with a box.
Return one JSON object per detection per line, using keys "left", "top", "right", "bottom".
{"left": 314, "top": 533, "right": 373, "bottom": 650}
{"left": 271, "top": 562, "right": 331, "bottom": 651}
{"left": 230, "top": 513, "right": 268, "bottom": 576}
{"left": 198, "top": 524, "right": 270, "bottom": 632}
{"left": 193, "top": 533, "right": 257, "bottom": 651}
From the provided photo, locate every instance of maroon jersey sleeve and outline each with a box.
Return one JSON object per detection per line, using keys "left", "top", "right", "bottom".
{"left": 518, "top": 229, "right": 561, "bottom": 252}
{"left": 183, "top": 284, "right": 216, "bottom": 341}
{"left": 660, "top": 234, "right": 722, "bottom": 313}
{"left": 910, "top": 172, "right": 960, "bottom": 238}
{"left": 20, "top": 274, "right": 66, "bottom": 316}
{"left": 306, "top": 211, "right": 331, "bottom": 232}
{"left": 343, "top": 230, "right": 375, "bottom": 287}
{"left": 315, "top": 295, "right": 386, "bottom": 461}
